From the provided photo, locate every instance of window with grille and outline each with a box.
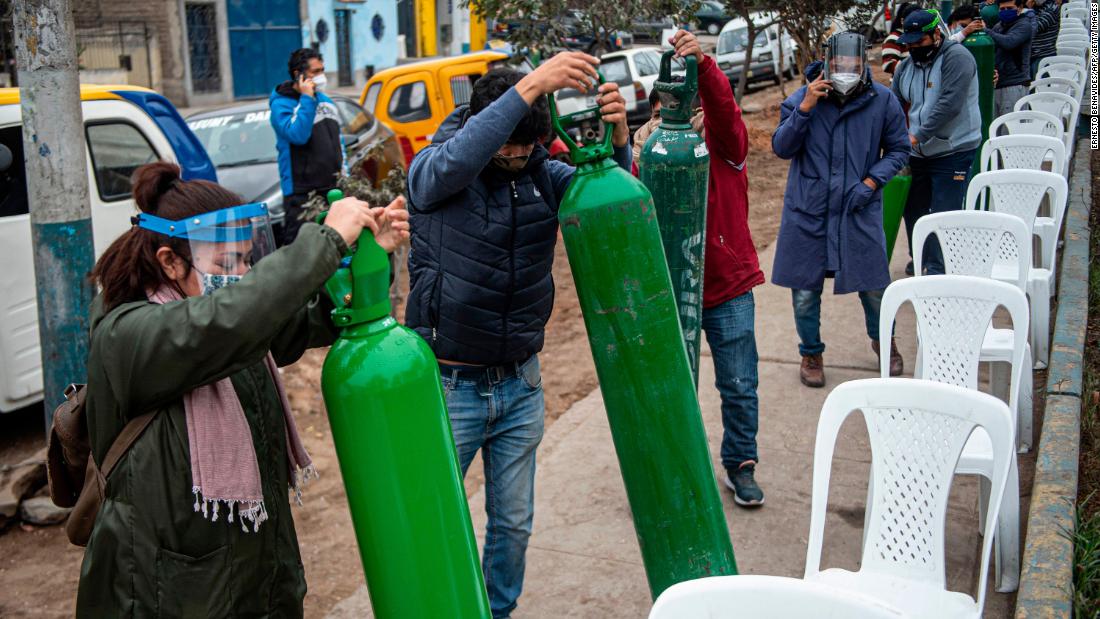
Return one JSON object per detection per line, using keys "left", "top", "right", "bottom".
{"left": 186, "top": 3, "right": 222, "bottom": 93}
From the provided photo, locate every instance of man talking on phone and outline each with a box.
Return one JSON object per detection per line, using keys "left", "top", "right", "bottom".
{"left": 270, "top": 48, "right": 344, "bottom": 244}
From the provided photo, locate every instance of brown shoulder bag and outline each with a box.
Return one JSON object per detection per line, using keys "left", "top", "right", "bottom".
{"left": 46, "top": 384, "right": 155, "bottom": 546}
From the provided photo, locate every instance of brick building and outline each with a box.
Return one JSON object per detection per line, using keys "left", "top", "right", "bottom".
{"left": 73, "top": 0, "right": 234, "bottom": 107}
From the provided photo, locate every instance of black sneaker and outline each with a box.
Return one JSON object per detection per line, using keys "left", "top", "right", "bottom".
{"left": 724, "top": 463, "right": 764, "bottom": 507}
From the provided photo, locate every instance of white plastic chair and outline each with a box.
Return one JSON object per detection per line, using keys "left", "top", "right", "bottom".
{"left": 979, "top": 134, "right": 1066, "bottom": 177}
{"left": 1034, "top": 65, "right": 1088, "bottom": 109}
{"left": 989, "top": 110, "right": 1064, "bottom": 145}
{"left": 1014, "top": 92, "right": 1079, "bottom": 158}
{"left": 965, "top": 170, "right": 1068, "bottom": 368}
{"left": 649, "top": 575, "right": 908, "bottom": 618}
{"left": 807, "top": 378, "right": 1014, "bottom": 618}
{"left": 912, "top": 211, "right": 1035, "bottom": 452}
{"left": 977, "top": 135, "right": 1067, "bottom": 258}
{"left": 1056, "top": 41, "right": 1089, "bottom": 60}
{"left": 877, "top": 277, "right": 1028, "bottom": 594}
{"left": 1061, "top": 6, "right": 1087, "bottom": 23}
{"left": 1038, "top": 55, "right": 1086, "bottom": 73}
{"left": 1057, "top": 36, "right": 1089, "bottom": 50}
{"left": 1029, "top": 77, "right": 1082, "bottom": 103}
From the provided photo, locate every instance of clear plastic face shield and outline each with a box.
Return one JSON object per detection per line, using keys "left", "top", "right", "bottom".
{"left": 136, "top": 202, "right": 276, "bottom": 294}
{"left": 823, "top": 32, "right": 867, "bottom": 96}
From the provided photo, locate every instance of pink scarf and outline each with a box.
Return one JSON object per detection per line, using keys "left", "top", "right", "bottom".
{"left": 148, "top": 286, "right": 314, "bottom": 532}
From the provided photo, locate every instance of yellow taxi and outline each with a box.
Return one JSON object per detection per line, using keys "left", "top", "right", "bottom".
{"left": 359, "top": 50, "right": 531, "bottom": 163}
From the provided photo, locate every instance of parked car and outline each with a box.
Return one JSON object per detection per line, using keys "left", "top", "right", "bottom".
{"left": 186, "top": 95, "right": 404, "bottom": 239}
{"left": 491, "top": 11, "right": 634, "bottom": 56}
{"left": 0, "top": 84, "right": 217, "bottom": 413}
{"left": 694, "top": 1, "right": 731, "bottom": 36}
{"left": 716, "top": 16, "right": 798, "bottom": 88}
{"left": 553, "top": 52, "right": 642, "bottom": 137}
{"left": 559, "top": 10, "right": 635, "bottom": 55}
{"left": 359, "top": 50, "right": 533, "bottom": 163}
{"left": 601, "top": 47, "right": 687, "bottom": 125}
{"left": 631, "top": 15, "right": 675, "bottom": 42}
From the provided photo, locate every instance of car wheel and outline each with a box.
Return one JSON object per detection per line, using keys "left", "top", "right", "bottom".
{"left": 706, "top": 22, "right": 719, "bottom": 35}
{"left": 589, "top": 42, "right": 608, "bottom": 57}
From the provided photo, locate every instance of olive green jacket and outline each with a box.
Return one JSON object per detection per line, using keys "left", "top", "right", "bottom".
{"left": 76, "top": 223, "right": 346, "bottom": 618}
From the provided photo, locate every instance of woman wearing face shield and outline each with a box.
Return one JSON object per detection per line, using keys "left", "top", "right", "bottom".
{"left": 771, "top": 32, "right": 911, "bottom": 388}
{"left": 76, "top": 162, "right": 409, "bottom": 616}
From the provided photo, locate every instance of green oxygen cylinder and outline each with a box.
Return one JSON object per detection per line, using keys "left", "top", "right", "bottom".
{"left": 549, "top": 84, "right": 737, "bottom": 599}
{"left": 639, "top": 52, "right": 709, "bottom": 386}
{"left": 318, "top": 190, "right": 491, "bottom": 619}
{"left": 964, "top": 29, "right": 995, "bottom": 178}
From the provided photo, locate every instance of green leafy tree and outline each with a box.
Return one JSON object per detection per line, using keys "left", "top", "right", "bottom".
{"left": 466, "top": 0, "right": 699, "bottom": 58}
{"left": 300, "top": 142, "right": 410, "bottom": 310}
{"left": 776, "top": 0, "right": 862, "bottom": 80}
{"left": 720, "top": 1, "right": 778, "bottom": 99}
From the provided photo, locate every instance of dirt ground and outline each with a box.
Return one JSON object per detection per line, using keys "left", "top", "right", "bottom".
{"left": 0, "top": 74, "right": 794, "bottom": 617}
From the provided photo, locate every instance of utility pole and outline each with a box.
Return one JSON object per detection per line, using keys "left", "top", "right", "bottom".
{"left": 12, "top": 0, "right": 94, "bottom": 424}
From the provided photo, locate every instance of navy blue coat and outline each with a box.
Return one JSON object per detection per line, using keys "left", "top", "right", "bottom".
{"left": 771, "top": 65, "right": 910, "bottom": 294}
{"left": 405, "top": 88, "right": 631, "bottom": 365}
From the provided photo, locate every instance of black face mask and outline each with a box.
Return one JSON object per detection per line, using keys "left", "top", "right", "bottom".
{"left": 909, "top": 40, "right": 940, "bottom": 64}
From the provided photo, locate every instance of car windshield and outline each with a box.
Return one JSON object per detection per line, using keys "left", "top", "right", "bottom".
{"left": 717, "top": 28, "right": 769, "bottom": 55}
{"left": 598, "top": 57, "right": 630, "bottom": 83}
{"left": 188, "top": 110, "right": 277, "bottom": 167}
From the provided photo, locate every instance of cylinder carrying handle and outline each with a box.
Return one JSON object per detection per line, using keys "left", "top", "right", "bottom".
{"left": 654, "top": 51, "right": 698, "bottom": 124}
{"left": 318, "top": 189, "right": 391, "bottom": 326}
{"left": 548, "top": 70, "right": 614, "bottom": 166}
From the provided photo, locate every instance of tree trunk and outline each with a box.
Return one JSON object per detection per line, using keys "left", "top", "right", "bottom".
{"left": 736, "top": 24, "right": 756, "bottom": 99}
{"left": 777, "top": 26, "right": 788, "bottom": 97}
{"left": 12, "top": 0, "right": 95, "bottom": 422}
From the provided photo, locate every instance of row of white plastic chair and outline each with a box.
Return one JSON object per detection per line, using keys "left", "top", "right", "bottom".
{"left": 647, "top": 82, "right": 1081, "bottom": 619}
{"left": 650, "top": 216, "right": 1054, "bottom": 617}
{"left": 650, "top": 222, "right": 1047, "bottom": 615}
{"left": 652, "top": 377, "right": 1017, "bottom": 618}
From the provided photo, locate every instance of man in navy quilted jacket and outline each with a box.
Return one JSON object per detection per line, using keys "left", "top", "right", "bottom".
{"left": 404, "top": 51, "right": 631, "bottom": 619}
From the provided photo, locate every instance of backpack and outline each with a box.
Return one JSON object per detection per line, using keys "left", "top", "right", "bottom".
{"left": 46, "top": 383, "right": 154, "bottom": 546}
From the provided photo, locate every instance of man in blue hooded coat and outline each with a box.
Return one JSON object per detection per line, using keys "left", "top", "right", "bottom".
{"left": 771, "top": 32, "right": 910, "bottom": 388}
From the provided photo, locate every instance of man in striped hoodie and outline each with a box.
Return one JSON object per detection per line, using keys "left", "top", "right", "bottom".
{"left": 1028, "top": 0, "right": 1062, "bottom": 78}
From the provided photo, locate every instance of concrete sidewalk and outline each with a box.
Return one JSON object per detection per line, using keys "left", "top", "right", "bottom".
{"left": 329, "top": 235, "right": 1026, "bottom": 618}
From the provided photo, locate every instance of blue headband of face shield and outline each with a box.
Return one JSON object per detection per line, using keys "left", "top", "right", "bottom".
{"left": 133, "top": 202, "right": 269, "bottom": 242}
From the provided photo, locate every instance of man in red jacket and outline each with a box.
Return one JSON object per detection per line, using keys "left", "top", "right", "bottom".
{"left": 661, "top": 30, "right": 766, "bottom": 506}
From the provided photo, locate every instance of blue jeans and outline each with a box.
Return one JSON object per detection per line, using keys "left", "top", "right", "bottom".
{"left": 791, "top": 288, "right": 885, "bottom": 357}
{"left": 441, "top": 355, "right": 545, "bottom": 619}
{"left": 903, "top": 149, "right": 977, "bottom": 274}
{"left": 701, "top": 292, "right": 760, "bottom": 468}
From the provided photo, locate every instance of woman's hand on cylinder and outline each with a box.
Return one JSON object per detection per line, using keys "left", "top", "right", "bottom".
{"left": 325, "top": 196, "right": 378, "bottom": 246}
{"left": 371, "top": 196, "right": 411, "bottom": 253}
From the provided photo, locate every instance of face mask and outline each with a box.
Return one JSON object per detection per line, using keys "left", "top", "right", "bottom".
{"left": 311, "top": 73, "right": 327, "bottom": 91}
{"left": 491, "top": 153, "right": 529, "bottom": 173}
{"left": 831, "top": 73, "right": 861, "bottom": 94}
{"left": 998, "top": 8, "right": 1018, "bottom": 23}
{"left": 909, "top": 41, "right": 939, "bottom": 63}
{"left": 195, "top": 268, "right": 244, "bottom": 296}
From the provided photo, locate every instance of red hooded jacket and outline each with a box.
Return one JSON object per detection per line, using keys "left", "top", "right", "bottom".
{"left": 696, "top": 55, "right": 764, "bottom": 308}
